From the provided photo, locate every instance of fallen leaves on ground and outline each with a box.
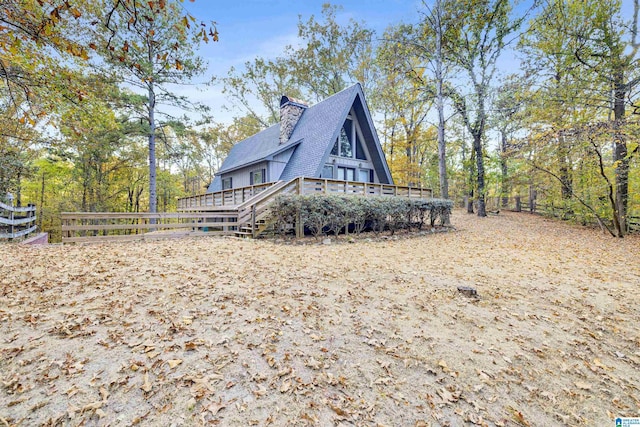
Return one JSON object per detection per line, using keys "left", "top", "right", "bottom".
{"left": 1, "top": 211, "right": 639, "bottom": 425}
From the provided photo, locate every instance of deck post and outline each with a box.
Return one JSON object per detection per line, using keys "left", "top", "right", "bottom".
{"left": 296, "top": 177, "right": 304, "bottom": 238}
{"left": 324, "top": 179, "right": 328, "bottom": 193}
{"left": 251, "top": 205, "right": 256, "bottom": 238}
{"left": 9, "top": 208, "right": 14, "bottom": 241}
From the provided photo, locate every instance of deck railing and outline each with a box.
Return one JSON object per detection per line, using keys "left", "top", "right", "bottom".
{"left": 177, "top": 177, "right": 433, "bottom": 211}
{"left": 177, "top": 182, "right": 274, "bottom": 210}
{"left": 0, "top": 201, "right": 37, "bottom": 240}
{"left": 61, "top": 211, "right": 238, "bottom": 244}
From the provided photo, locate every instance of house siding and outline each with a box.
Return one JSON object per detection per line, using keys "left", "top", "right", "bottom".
{"left": 326, "top": 156, "right": 379, "bottom": 183}
{"left": 221, "top": 161, "right": 269, "bottom": 188}
{"left": 270, "top": 147, "right": 296, "bottom": 181}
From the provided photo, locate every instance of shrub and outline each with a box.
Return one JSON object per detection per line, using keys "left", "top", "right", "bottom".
{"left": 271, "top": 194, "right": 453, "bottom": 238}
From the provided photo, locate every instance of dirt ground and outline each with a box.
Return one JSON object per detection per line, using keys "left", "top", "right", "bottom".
{"left": 1, "top": 210, "right": 639, "bottom": 426}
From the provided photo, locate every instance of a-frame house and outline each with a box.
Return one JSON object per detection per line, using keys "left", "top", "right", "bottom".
{"left": 177, "top": 83, "right": 433, "bottom": 237}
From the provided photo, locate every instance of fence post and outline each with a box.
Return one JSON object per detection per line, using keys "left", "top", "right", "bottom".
{"left": 6, "top": 193, "right": 15, "bottom": 240}
{"left": 529, "top": 188, "right": 537, "bottom": 214}
{"left": 515, "top": 196, "right": 521, "bottom": 212}
{"left": 9, "top": 209, "right": 14, "bottom": 241}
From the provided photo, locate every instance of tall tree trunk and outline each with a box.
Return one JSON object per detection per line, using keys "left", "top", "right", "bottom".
{"left": 613, "top": 71, "right": 628, "bottom": 236}
{"left": 434, "top": 0, "right": 448, "bottom": 200}
{"left": 16, "top": 170, "right": 21, "bottom": 207}
{"left": 473, "top": 131, "right": 487, "bottom": 217}
{"left": 148, "top": 84, "right": 157, "bottom": 215}
{"left": 557, "top": 131, "right": 572, "bottom": 201}
{"left": 500, "top": 129, "right": 509, "bottom": 208}
{"left": 467, "top": 149, "right": 475, "bottom": 214}
{"left": 81, "top": 165, "right": 89, "bottom": 212}
{"left": 128, "top": 188, "right": 133, "bottom": 213}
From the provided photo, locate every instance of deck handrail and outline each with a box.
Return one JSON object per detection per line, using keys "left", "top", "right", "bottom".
{"left": 236, "top": 179, "right": 301, "bottom": 236}
{"left": 177, "top": 182, "right": 275, "bottom": 210}
{"left": 177, "top": 178, "right": 433, "bottom": 211}
{"left": 236, "top": 180, "right": 287, "bottom": 210}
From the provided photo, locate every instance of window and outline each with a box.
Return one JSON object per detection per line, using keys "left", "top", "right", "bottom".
{"left": 222, "top": 177, "right": 232, "bottom": 190}
{"left": 331, "top": 119, "right": 354, "bottom": 158}
{"left": 359, "top": 169, "right": 373, "bottom": 183}
{"left": 322, "top": 165, "right": 334, "bottom": 179}
{"left": 250, "top": 168, "right": 266, "bottom": 185}
{"left": 337, "top": 166, "right": 355, "bottom": 181}
{"left": 355, "top": 133, "right": 367, "bottom": 160}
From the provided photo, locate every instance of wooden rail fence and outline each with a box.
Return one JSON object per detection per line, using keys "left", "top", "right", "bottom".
{"left": 482, "top": 196, "right": 640, "bottom": 233}
{"left": 61, "top": 210, "right": 238, "bottom": 243}
{"left": 0, "top": 201, "right": 37, "bottom": 240}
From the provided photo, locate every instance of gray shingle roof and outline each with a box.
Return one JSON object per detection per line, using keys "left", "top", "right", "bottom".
{"left": 215, "top": 124, "right": 294, "bottom": 175}
{"left": 209, "top": 83, "right": 393, "bottom": 192}
{"left": 280, "top": 84, "right": 360, "bottom": 181}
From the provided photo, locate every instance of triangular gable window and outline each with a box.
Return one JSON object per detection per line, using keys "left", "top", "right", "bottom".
{"left": 331, "top": 119, "right": 353, "bottom": 157}
{"left": 331, "top": 117, "right": 368, "bottom": 160}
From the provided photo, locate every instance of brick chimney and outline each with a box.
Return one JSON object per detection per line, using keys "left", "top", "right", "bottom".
{"left": 279, "top": 95, "right": 308, "bottom": 144}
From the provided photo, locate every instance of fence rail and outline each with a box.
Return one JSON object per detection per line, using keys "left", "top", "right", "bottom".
{"left": 0, "top": 201, "right": 37, "bottom": 240}
{"left": 61, "top": 211, "right": 238, "bottom": 244}
{"left": 480, "top": 196, "right": 640, "bottom": 234}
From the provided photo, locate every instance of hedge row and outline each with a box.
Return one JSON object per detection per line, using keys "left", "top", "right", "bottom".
{"left": 271, "top": 194, "right": 453, "bottom": 238}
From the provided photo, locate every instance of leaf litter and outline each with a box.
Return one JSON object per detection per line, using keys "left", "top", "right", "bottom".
{"left": 1, "top": 210, "right": 639, "bottom": 426}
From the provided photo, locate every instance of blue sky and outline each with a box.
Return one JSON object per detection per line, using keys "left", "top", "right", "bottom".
{"left": 170, "top": 1, "right": 638, "bottom": 125}
{"left": 178, "top": 1, "right": 424, "bottom": 123}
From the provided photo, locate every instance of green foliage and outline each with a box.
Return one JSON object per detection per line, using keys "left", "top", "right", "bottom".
{"left": 271, "top": 194, "right": 453, "bottom": 238}
{"left": 220, "top": 4, "right": 374, "bottom": 127}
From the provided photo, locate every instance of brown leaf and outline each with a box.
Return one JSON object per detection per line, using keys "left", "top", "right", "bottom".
{"left": 167, "top": 359, "right": 182, "bottom": 369}
{"left": 507, "top": 406, "right": 531, "bottom": 426}
{"left": 99, "top": 386, "right": 109, "bottom": 402}
{"left": 207, "top": 401, "right": 226, "bottom": 415}
{"left": 330, "top": 404, "right": 348, "bottom": 416}
{"left": 279, "top": 380, "right": 291, "bottom": 393}
{"left": 438, "top": 360, "right": 450, "bottom": 372}
{"left": 141, "top": 373, "right": 152, "bottom": 393}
